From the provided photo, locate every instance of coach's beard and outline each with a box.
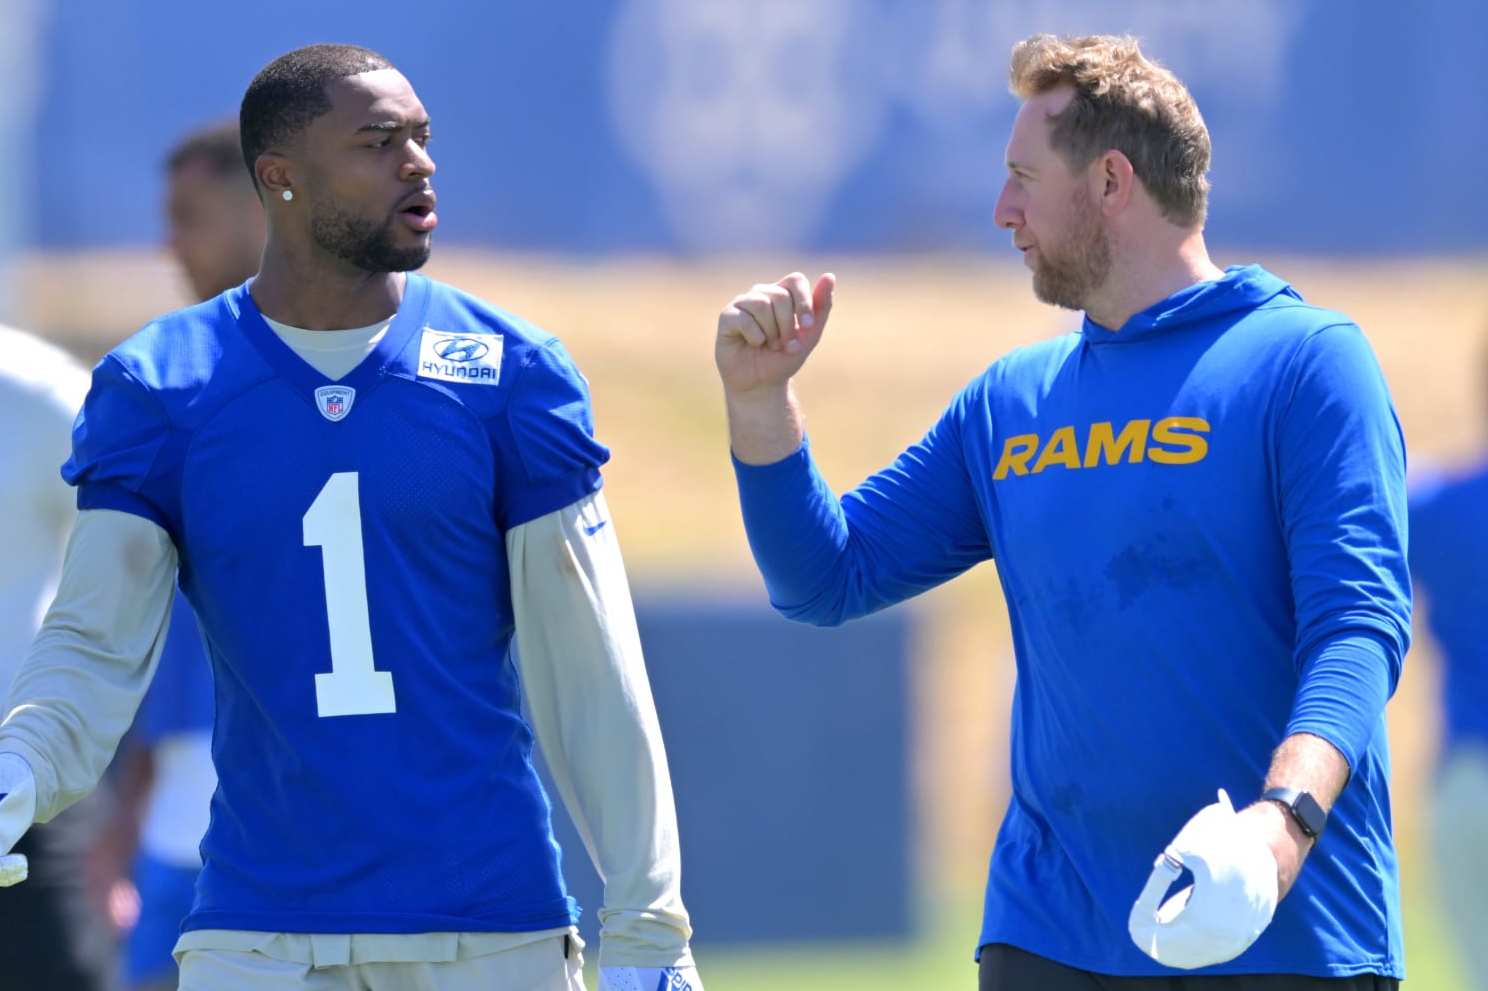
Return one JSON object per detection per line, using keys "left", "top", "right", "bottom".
{"left": 310, "top": 201, "right": 432, "bottom": 274}
{"left": 1031, "top": 188, "right": 1112, "bottom": 313}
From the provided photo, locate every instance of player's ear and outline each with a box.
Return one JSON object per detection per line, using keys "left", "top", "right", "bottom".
{"left": 257, "top": 153, "right": 294, "bottom": 203}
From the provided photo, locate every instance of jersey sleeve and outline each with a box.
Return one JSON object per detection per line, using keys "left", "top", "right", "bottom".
{"left": 491, "top": 338, "right": 611, "bottom": 529}
{"left": 61, "top": 355, "right": 173, "bottom": 532}
{"left": 733, "top": 385, "right": 993, "bottom": 626}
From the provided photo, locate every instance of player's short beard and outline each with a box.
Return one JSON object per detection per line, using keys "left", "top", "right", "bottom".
{"left": 1031, "top": 185, "right": 1112, "bottom": 312}
{"left": 309, "top": 199, "right": 431, "bottom": 273}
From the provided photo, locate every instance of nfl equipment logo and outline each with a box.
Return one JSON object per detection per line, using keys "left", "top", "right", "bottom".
{"left": 314, "top": 385, "right": 356, "bottom": 422}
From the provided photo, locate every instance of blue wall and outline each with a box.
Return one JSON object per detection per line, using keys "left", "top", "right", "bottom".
{"left": 539, "top": 598, "right": 916, "bottom": 946}
{"left": 28, "top": 0, "right": 1488, "bottom": 254}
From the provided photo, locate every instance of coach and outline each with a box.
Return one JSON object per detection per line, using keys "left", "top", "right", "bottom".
{"left": 713, "top": 33, "right": 1409, "bottom": 991}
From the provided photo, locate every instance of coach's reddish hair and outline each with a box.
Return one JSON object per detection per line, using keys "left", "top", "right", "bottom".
{"left": 1009, "top": 34, "right": 1212, "bottom": 228}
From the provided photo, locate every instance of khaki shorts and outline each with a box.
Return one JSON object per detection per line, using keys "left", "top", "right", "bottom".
{"left": 178, "top": 933, "right": 585, "bottom": 991}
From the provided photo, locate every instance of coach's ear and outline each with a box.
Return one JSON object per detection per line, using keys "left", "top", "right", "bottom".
{"left": 1095, "top": 149, "right": 1136, "bottom": 216}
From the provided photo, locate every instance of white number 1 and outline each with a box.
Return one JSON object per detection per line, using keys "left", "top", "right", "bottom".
{"left": 303, "top": 472, "right": 397, "bottom": 717}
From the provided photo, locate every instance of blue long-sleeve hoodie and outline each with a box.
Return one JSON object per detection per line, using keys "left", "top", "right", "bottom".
{"left": 734, "top": 266, "right": 1410, "bottom": 978}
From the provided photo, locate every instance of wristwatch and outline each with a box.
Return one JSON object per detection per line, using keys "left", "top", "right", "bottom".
{"left": 1261, "top": 787, "right": 1327, "bottom": 839}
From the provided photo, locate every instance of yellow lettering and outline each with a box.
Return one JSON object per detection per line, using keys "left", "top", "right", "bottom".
{"left": 993, "top": 434, "right": 1040, "bottom": 480}
{"left": 1148, "top": 416, "right": 1210, "bottom": 465}
{"left": 1031, "top": 426, "right": 1081, "bottom": 474}
{"left": 1083, "top": 419, "right": 1150, "bottom": 467}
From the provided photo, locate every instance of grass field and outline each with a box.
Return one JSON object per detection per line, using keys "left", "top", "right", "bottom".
{"left": 640, "top": 863, "right": 1469, "bottom": 990}
{"left": 20, "top": 249, "right": 1487, "bottom": 988}
{"left": 696, "top": 875, "right": 1469, "bottom": 989}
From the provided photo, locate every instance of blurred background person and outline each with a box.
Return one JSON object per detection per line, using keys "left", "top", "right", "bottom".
{"left": 88, "top": 120, "right": 259, "bottom": 991}
{"left": 161, "top": 121, "right": 268, "bottom": 301}
{"left": 0, "top": 323, "right": 113, "bottom": 990}
{"left": 1407, "top": 344, "right": 1488, "bottom": 991}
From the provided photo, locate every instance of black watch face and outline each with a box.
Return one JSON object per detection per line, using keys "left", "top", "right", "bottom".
{"left": 1294, "top": 791, "right": 1326, "bottom": 837}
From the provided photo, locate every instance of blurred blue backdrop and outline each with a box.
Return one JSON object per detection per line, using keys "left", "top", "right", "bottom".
{"left": 23, "top": 0, "right": 1488, "bottom": 255}
{"left": 538, "top": 598, "right": 915, "bottom": 946}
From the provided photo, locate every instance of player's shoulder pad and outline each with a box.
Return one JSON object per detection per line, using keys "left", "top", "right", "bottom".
{"left": 416, "top": 284, "right": 610, "bottom": 520}
{"left": 63, "top": 294, "right": 246, "bottom": 493}
{"left": 502, "top": 334, "right": 609, "bottom": 485}
{"left": 104, "top": 294, "right": 239, "bottom": 410}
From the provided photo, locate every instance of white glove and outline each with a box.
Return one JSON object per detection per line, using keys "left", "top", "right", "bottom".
{"left": 1128, "top": 788, "right": 1278, "bottom": 970}
{"left": 598, "top": 966, "right": 703, "bottom": 991}
{"left": 0, "top": 753, "right": 38, "bottom": 887}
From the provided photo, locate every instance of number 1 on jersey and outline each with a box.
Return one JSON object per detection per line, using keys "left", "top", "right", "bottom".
{"left": 303, "top": 472, "right": 397, "bottom": 717}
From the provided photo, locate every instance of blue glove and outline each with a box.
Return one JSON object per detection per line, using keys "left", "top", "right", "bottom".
{"left": 598, "top": 966, "right": 703, "bottom": 991}
{"left": 0, "top": 753, "right": 37, "bottom": 887}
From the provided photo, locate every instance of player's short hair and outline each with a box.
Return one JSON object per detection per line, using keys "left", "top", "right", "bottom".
{"left": 239, "top": 43, "right": 394, "bottom": 191}
{"left": 165, "top": 120, "right": 247, "bottom": 182}
{"left": 1009, "top": 34, "right": 1211, "bottom": 228}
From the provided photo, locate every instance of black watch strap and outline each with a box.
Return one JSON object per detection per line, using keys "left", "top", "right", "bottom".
{"left": 1261, "top": 787, "right": 1327, "bottom": 839}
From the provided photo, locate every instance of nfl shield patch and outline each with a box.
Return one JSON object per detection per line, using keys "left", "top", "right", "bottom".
{"left": 314, "top": 385, "right": 356, "bottom": 422}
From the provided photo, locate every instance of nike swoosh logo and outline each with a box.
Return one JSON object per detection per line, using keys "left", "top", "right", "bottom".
{"left": 583, "top": 520, "right": 609, "bottom": 537}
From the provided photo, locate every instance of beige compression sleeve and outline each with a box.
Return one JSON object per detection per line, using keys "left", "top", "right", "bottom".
{"left": 506, "top": 491, "right": 694, "bottom": 968}
{"left": 0, "top": 509, "right": 177, "bottom": 822}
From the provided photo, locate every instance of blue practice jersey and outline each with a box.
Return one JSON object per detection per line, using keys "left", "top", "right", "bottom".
{"left": 1409, "top": 463, "right": 1488, "bottom": 749}
{"left": 63, "top": 274, "right": 608, "bottom": 934}
{"left": 133, "top": 591, "right": 214, "bottom": 744}
{"left": 735, "top": 267, "right": 1410, "bottom": 977}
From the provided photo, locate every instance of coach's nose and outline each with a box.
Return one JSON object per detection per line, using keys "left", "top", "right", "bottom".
{"left": 994, "top": 177, "right": 1024, "bottom": 232}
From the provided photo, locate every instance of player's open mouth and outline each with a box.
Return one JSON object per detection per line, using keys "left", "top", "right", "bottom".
{"left": 400, "top": 205, "right": 437, "bottom": 233}
{"left": 397, "top": 190, "right": 438, "bottom": 233}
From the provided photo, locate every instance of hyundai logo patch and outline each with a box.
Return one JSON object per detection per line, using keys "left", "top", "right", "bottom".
{"left": 433, "top": 337, "right": 490, "bottom": 362}
{"left": 418, "top": 328, "right": 504, "bottom": 386}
